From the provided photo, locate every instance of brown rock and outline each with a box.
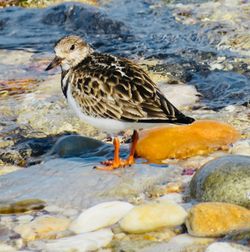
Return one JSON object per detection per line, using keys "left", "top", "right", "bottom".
{"left": 186, "top": 202, "right": 250, "bottom": 237}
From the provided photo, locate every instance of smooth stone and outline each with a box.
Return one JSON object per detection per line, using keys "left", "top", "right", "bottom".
{"left": 0, "top": 159, "right": 182, "bottom": 209}
{"left": 140, "top": 234, "right": 214, "bottom": 252}
{"left": 51, "top": 135, "right": 107, "bottom": 158}
{"left": 205, "top": 242, "right": 250, "bottom": 252}
{"left": 159, "top": 193, "right": 183, "bottom": 204}
{"left": 119, "top": 201, "right": 187, "bottom": 233}
{"left": 230, "top": 140, "right": 250, "bottom": 156}
{"left": 0, "top": 199, "right": 45, "bottom": 214}
{"left": 0, "top": 244, "right": 17, "bottom": 252}
{"left": 14, "top": 215, "right": 71, "bottom": 241}
{"left": 186, "top": 202, "right": 250, "bottom": 237}
{"left": 70, "top": 201, "right": 134, "bottom": 233}
{"left": 190, "top": 155, "right": 250, "bottom": 208}
{"left": 44, "top": 228, "right": 113, "bottom": 252}
{"left": 158, "top": 83, "right": 200, "bottom": 108}
{"left": 136, "top": 120, "right": 239, "bottom": 162}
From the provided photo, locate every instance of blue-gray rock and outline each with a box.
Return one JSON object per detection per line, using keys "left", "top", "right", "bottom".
{"left": 0, "top": 159, "right": 182, "bottom": 209}
{"left": 190, "top": 155, "right": 250, "bottom": 208}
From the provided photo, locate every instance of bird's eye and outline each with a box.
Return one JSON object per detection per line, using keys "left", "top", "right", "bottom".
{"left": 70, "top": 44, "right": 75, "bottom": 51}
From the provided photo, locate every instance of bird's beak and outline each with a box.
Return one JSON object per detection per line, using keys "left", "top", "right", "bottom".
{"left": 45, "top": 56, "right": 63, "bottom": 71}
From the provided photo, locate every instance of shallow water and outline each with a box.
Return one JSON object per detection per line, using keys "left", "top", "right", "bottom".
{"left": 0, "top": 0, "right": 249, "bottom": 108}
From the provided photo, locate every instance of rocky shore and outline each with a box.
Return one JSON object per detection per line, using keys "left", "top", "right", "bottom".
{"left": 0, "top": 0, "right": 249, "bottom": 251}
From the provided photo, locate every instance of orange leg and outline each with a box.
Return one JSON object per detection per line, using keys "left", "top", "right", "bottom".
{"left": 95, "top": 130, "right": 138, "bottom": 171}
{"left": 126, "top": 130, "right": 139, "bottom": 165}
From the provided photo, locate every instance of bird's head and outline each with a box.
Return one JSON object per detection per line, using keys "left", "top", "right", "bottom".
{"left": 45, "top": 35, "right": 93, "bottom": 71}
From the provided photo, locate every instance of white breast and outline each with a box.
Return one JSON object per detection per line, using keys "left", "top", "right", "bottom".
{"left": 66, "top": 85, "right": 139, "bottom": 133}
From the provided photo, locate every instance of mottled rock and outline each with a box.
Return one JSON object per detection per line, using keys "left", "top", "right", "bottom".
{"left": 136, "top": 120, "right": 239, "bottom": 162}
{"left": 14, "top": 215, "right": 70, "bottom": 241}
{"left": 0, "top": 199, "right": 45, "bottom": 214}
{"left": 120, "top": 201, "right": 187, "bottom": 233}
{"left": 205, "top": 242, "right": 250, "bottom": 252}
{"left": 186, "top": 202, "right": 250, "bottom": 237}
{"left": 70, "top": 201, "right": 134, "bottom": 233}
{"left": 0, "top": 159, "right": 182, "bottom": 209}
{"left": 190, "top": 155, "right": 250, "bottom": 208}
{"left": 44, "top": 229, "right": 113, "bottom": 252}
{"left": 140, "top": 234, "right": 214, "bottom": 252}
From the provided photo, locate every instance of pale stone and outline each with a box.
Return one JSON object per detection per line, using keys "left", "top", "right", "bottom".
{"left": 14, "top": 215, "right": 71, "bottom": 241}
{"left": 159, "top": 83, "right": 200, "bottom": 108}
{"left": 119, "top": 201, "right": 187, "bottom": 233}
{"left": 70, "top": 201, "right": 134, "bottom": 233}
{"left": 205, "top": 242, "right": 250, "bottom": 252}
{"left": 159, "top": 193, "right": 183, "bottom": 204}
{"left": 0, "top": 244, "right": 17, "bottom": 252}
{"left": 44, "top": 229, "right": 113, "bottom": 252}
{"left": 186, "top": 202, "right": 250, "bottom": 237}
{"left": 140, "top": 234, "right": 214, "bottom": 252}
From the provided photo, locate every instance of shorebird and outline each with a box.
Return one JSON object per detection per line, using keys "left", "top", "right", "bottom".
{"left": 45, "top": 35, "right": 194, "bottom": 170}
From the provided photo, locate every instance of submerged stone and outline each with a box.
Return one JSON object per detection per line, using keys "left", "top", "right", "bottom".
{"left": 136, "top": 120, "right": 240, "bottom": 162}
{"left": 0, "top": 199, "right": 45, "bottom": 214}
{"left": 190, "top": 155, "right": 250, "bottom": 208}
{"left": 14, "top": 215, "right": 70, "bottom": 241}
{"left": 140, "top": 234, "right": 214, "bottom": 252}
{"left": 44, "top": 229, "right": 113, "bottom": 252}
{"left": 186, "top": 202, "right": 250, "bottom": 237}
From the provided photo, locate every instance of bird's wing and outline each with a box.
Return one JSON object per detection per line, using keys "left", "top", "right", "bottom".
{"left": 70, "top": 53, "right": 194, "bottom": 124}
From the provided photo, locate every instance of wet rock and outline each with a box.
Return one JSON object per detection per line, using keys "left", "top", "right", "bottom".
{"left": 205, "top": 242, "right": 250, "bottom": 252}
{"left": 119, "top": 201, "right": 187, "bottom": 233}
{"left": 51, "top": 135, "right": 108, "bottom": 158}
{"left": 136, "top": 120, "right": 239, "bottom": 162}
{"left": 186, "top": 202, "right": 250, "bottom": 237}
{"left": 14, "top": 215, "right": 71, "bottom": 241}
{"left": 0, "top": 159, "right": 182, "bottom": 209}
{"left": 43, "top": 229, "right": 113, "bottom": 252}
{"left": 140, "top": 234, "right": 214, "bottom": 252}
{"left": 70, "top": 201, "right": 134, "bottom": 233}
{"left": 223, "top": 229, "right": 250, "bottom": 246}
{"left": 0, "top": 199, "right": 45, "bottom": 214}
{"left": 190, "top": 155, "right": 250, "bottom": 208}
{"left": 0, "top": 0, "right": 99, "bottom": 8}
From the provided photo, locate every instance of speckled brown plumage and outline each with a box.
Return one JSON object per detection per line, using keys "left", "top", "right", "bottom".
{"left": 64, "top": 52, "right": 193, "bottom": 124}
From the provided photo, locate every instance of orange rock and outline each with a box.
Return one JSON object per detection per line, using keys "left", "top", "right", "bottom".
{"left": 136, "top": 120, "right": 240, "bottom": 162}
{"left": 186, "top": 202, "right": 250, "bottom": 237}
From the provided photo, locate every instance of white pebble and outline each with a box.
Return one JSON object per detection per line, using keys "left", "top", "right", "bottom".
{"left": 205, "top": 242, "right": 250, "bottom": 252}
{"left": 45, "top": 228, "right": 113, "bottom": 252}
{"left": 159, "top": 193, "right": 183, "bottom": 203}
{"left": 70, "top": 201, "right": 134, "bottom": 233}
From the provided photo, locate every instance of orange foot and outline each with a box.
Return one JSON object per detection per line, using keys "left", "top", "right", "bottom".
{"left": 95, "top": 130, "right": 138, "bottom": 171}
